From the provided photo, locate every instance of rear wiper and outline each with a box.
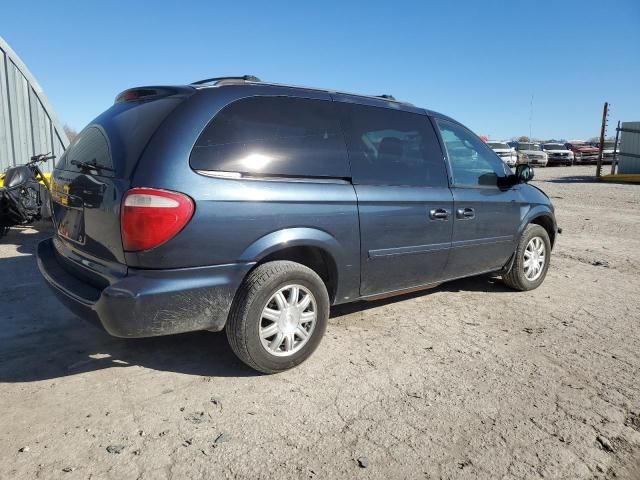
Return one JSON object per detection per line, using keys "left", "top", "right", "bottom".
{"left": 70, "top": 159, "right": 114, "bottom": 172}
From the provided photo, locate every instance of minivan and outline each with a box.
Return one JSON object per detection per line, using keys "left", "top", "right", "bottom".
{"left": 37, "top": 76, "right": 559, "bottom": 373}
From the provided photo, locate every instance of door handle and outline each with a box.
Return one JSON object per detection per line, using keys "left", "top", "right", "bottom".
{"left": 429, "top": 208, "right": 449, "bottom": 220}
{"left": 456, "top": 207, "right": 475, "bottom": 219}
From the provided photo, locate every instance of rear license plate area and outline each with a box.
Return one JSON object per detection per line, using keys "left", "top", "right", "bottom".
{"left": 56, "top": 205, "right": 86, "bottom": 244}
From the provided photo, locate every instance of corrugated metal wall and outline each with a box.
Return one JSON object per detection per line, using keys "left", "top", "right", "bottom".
{"left": 0, "top": 36, "right": 68, "bottom": 173}
{"left": 618, "top": 121, "right": 640, "bottom": 174}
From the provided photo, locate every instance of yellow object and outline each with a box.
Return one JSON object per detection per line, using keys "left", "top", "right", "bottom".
{"left": 601, "top": 174, "right": 640, "bottom": 183}
{"left": 0, "top": 172, "right": 51, "bottom": 187}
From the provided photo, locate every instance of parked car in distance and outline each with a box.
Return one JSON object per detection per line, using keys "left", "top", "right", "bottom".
{"left": 541, "top": 143, "right": 574, "bottom": 166}
{"left": 36, "top": 76, "right": 559, "bottom": 373}
{"left": 515, "top": 142, "right": 549, "bottom": 167}
{"left": 487, "top": 141, "right": 517, "bottom": 167}
{"left": 593, "top": 140, "right": 618, "bottom": 164}
{"left": 565, "top": 140, "right": 599, "bottom": 164}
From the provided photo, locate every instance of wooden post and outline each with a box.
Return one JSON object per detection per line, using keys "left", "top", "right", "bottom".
{"left": 596, "top": 102, "right": 608, "bottom": 178}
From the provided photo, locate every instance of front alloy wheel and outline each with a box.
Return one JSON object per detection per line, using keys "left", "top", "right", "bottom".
{"left": 502, "top": 224, "right": 551, "bottom": 291}
{"left": 523, "top": 237, "right": 546, "bottom": 281}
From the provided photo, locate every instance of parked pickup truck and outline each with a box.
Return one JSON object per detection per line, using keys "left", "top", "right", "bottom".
{"left": 541, "top": 143, "right": 574, "bottom": 166}
{"left": 593, "top": 140, "right": 618, "bottom": 164}
{"left": 486, "top": 141, "right": 517, "bottom": 167}
{"left": 515, "top": 143, "right": 548, "bottom": 167}
{"left": 565, "top": 141, "right": 599, "bottom": 164}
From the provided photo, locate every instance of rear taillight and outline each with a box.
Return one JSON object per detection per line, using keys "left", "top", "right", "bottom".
{"left": 121, "top": 188, "right": 195, "bottom": 252}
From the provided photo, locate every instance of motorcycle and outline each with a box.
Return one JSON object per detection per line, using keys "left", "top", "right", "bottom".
{"left": 0, "top": 153, "right": 54, "bottom": 238}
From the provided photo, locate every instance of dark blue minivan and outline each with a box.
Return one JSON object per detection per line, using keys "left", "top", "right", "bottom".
{"left": 37, "top": 76, "right": 558, "bottom": 373}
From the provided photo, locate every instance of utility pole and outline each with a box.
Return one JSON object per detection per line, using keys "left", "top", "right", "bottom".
{"left": 596, "top": 102, "right": 609, "bottom": 178}
{"left": 611, "top": 120, "right": 621, "bottom": 175}
{"left": 529, "top": 93, "right": 534, "bottom": 141}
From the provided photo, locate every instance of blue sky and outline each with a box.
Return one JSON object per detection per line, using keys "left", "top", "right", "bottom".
{"left": 2, "top": 0, "right": 639, "bottom": 140}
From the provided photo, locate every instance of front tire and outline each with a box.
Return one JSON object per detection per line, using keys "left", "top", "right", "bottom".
{"left": 226, "top": 261, "right": 329, "bottom": 374}
{"left": 502, "top": 224, "right": 551, "bottom": 291}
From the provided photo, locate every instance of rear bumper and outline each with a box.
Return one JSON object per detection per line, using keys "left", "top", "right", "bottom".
{"left": 37, "top": 238, "right": 253, "bottom": 338}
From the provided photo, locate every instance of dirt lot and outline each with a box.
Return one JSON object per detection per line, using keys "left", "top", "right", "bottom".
{"left": 1, "top": 165, "right": 639, "bottom": 480}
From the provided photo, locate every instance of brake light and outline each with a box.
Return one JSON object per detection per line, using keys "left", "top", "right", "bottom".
{"left": 121, "top": 188, "right": 195, "bottom": 252}
{"left": 114, "top": 87, "right": 176, "bottom": 104}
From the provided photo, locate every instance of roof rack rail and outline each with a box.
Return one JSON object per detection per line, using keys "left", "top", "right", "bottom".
{"left": 377, "top": 94, "right": 396, "bottom": 101}
{"left": 191, "top": 75, "right": 261, "bottom": 86}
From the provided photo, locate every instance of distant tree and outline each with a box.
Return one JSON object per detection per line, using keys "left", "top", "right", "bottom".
{"left": 517, "top": 136, "right": 530, "bottom": 142}
{"left": 63, "top": 125, "right": 78, "bottom": 142}
{"left": 587, "top": 136, "right": 600, "bottom": 144}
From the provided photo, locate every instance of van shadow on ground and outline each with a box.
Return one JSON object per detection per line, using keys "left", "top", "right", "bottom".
{"left": 0, "top": 226, "right": 509, "bottom": 383}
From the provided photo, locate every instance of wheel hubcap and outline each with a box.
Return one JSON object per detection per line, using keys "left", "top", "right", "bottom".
{"left": 523, "top": 236, "right": 546, "bottom": 281}
{"left": 259, "top": 285, "right": 317, "bottom": 357}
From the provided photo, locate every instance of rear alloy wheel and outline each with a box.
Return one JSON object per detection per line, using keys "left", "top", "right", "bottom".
{"left": 226, "top": 261, "right": 329, "bottom": 373}
{"left": 502, "top": 224, "right": 551, "bottom": 291}
{"left": 259, "top": 284, "right": 317, "bottom": 357}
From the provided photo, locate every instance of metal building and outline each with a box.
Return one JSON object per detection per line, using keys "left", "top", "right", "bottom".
{"left": 0, "top": 36, "right": 69, "bottom": 173}
{"left": 618, "top": 122, "right": 640, "bottom": 174}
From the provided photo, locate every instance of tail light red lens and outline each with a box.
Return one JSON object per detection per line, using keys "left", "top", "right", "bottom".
{"left": 121, "top": 188, "right": 195, "bottom": 252}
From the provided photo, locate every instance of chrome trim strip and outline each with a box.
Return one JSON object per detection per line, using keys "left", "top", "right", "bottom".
{"left": 451, "top": 235, "right": 513, "bottom": 249}
{"left": 195, "top": 170, "right": 350, "bottom": 184}
{"left": 196, "top": 170, "right": 242, "bottom": 179}
{"left": 369, "top": 242, "right": 451, "bottom": 258}
{"left": 369, "top": 235, "right": 513, "bottom": 259}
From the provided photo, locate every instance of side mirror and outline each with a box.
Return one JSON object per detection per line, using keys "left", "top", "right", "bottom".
{"left": 515, "top": 164, "right": 534, "bottom": 183}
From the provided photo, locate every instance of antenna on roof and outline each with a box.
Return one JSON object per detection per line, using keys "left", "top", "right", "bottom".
{"left": 191, "top": 75, "right": 261, "bottom": 86}
{"left": 377, "top": 94, "right": 397, "bottom": 101}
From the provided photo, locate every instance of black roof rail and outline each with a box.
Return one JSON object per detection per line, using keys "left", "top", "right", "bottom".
{"left": 190, "top": 75, "right": 261, "bottom": 86}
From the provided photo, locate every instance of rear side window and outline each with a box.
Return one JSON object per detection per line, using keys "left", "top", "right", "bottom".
{"left": 339, "top": 103, "right": 448, "bottom": 187}
{"left": 190, "top": 96, "right": 349, "bottom": 178}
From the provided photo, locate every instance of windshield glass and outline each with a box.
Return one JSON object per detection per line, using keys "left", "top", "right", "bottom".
{"left": 543, "top": 144, "right": 565, "bottom": 150}
{"left": 517, "top": 143, "right": 541, "bottom": 151}
{"left": 603, "top": 141, "right": 616, "bottom": 149}
{"left": 487, "top": 142, "right": 509, "bottom": 149}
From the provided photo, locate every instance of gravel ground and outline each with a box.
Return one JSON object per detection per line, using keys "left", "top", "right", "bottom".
{"left": 1, "top": 165, "right": 639, "bottom": 480}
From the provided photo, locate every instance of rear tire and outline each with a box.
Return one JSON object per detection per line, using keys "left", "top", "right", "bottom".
{"left": 226, "top": 261, "right": 329, "bottom": 374}
{"left": 502, "top": 224, "right": 551, "bottom": 291}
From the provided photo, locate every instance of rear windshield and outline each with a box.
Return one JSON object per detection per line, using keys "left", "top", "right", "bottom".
{"left": 56, "top": 96, "right": 185, "bottom": 178}
{"left": 487, "top": 142, "right": 509, "bottom": 149}
{"left": 61, "top": 126, "right": 113, "bottom": 172}
{"left": 517, "top": 143, "right": 541, "bottom": 151}
{"left": 190, "top": 96, "right": 349, "bottom": 178}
